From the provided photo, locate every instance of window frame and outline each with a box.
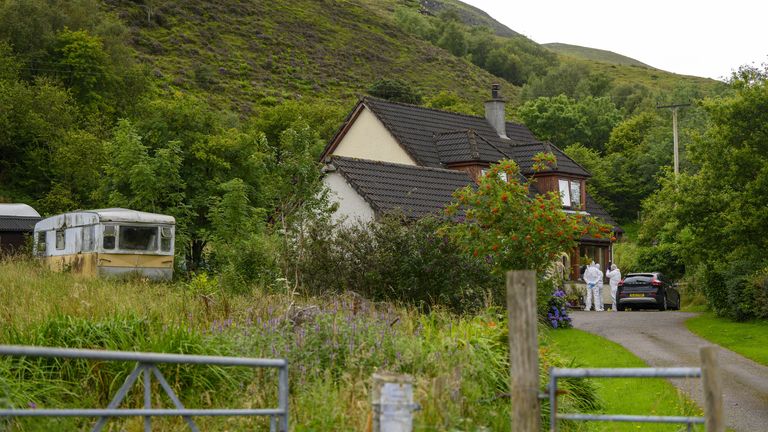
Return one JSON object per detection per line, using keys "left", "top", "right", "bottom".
{"left": 55, "top": 229, "right": 66, "bottom": 250}
{"left": 558, "top": 177, "right": 585, "bottom": 210}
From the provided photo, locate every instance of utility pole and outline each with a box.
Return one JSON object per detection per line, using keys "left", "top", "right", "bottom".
{"left": 657, "top": 103, "right": 691, "bottom": 176}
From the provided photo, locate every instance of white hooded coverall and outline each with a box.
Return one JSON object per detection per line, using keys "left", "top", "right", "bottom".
{"left": 594, "top": 263, "right": 604, "bottom": 311}
{"left": 583, "top": 264, "right": 603, "bottom": 311}
{"left": 606, "top": 265, "right": 622, "bottom": 311}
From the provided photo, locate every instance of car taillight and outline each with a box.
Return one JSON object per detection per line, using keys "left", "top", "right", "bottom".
{"left": 651, "top": 279, "right": 662, "bottom": 286}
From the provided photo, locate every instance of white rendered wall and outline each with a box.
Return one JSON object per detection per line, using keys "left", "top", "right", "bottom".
{"left": 332, "top": 107, "right": 417, "bottom": 165}
{"left": 323, "top": 173, "right": 376, "bottom": 226}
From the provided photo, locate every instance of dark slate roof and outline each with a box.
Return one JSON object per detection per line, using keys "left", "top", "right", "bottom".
{"left": 330, "top": 156, "right": 472, "bottom": 219}
{"left": 585, "top": 193, "right": 623, "bottom": 233}
{"left": 0, "top": 216, "right": 40, "bottom": 232}
{"left": 508, "top": 142, "right": 591, "bottom": 177}
{"left": 363, "top": 97, "right": 536, "bottom": 168}
{"left": 434, "top": 129, "right": 507, "bottom": 164}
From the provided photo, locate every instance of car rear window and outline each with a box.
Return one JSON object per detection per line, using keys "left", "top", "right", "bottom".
{"left": 624, "top": 274, "right": 654, "bottom": 284}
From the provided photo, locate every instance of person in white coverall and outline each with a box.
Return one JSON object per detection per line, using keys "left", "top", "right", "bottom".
{"left": 583, "top": 263, "right": 602, "bottom": 311}
{"left": 594, "top": 263, "right": 604, "bottom": 311}
{"left": 606, "top": 264, "right": 622, "bottom": 311}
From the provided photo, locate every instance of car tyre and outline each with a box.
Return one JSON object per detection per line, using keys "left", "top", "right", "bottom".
{"left": 658, "top": 293, "right": 667, "bottom": 311}
{"left": 617, "top": 304, "right": 625, "bottom": 312}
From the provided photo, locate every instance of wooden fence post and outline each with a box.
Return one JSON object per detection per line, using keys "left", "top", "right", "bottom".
{"left": 700, "top": 346, "right": 724, "bottom": 432}
{"left": 506, "top": 270, "right": 540, "bottom": 432}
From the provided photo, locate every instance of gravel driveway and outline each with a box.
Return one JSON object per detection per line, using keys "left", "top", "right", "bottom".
{"left": 571, "top": 310, "right": 768, "bottom": 432}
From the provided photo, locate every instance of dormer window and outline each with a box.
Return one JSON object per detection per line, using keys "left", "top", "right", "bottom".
{"left": 558, "top": 178, "right": 583, "bottom": 209}
{"left": 481, "top": 169, "right": 508, "bottom": 182}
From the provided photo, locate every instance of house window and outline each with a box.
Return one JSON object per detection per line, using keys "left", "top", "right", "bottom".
{"left": 558, "top": 178, "right": 583, "bottom": 209}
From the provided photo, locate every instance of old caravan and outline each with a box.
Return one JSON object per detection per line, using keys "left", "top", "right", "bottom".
{"left": 34, "top": 208, "right": 175, "bottom": 280}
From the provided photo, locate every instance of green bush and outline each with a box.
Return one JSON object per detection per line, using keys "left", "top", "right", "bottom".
{"left": 286, "top": 213, "right": 499, "bottom": 311}
{"left": 633, "top": 243, "right": 685, "bottom": 280}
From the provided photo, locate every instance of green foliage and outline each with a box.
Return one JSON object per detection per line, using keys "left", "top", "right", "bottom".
{"left": 207, "top": 179, "right": 280, "bottom": 291}
{"left": 638, "top": 65, "right": 768, "bottom": 319}
{"left": 424, "top": 90, "right": 479, "bottom": 114}
{"left": 516, "top": 95, "right": 622, "bottom": 152}
{"left": 285, "top": 213, "right": 498, "bottom": 311}
{"left": 442, "top": 160, "right": 612, "bottom": 275}
{"left": 367, "top": 78, "right": 422, "bottom": 104}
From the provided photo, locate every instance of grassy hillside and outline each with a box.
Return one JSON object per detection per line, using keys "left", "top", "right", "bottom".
{"left": 99, "top": 0, "right": 723, "bottom": 116}
{"left": 103, "top": 0, "right": 520, "bottom": 113}
{"left": 544, "top": 43, "right": 652, "bottom": 68}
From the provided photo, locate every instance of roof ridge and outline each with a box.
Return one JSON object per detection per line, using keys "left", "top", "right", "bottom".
{"left": 362, "top": 96, "right": 532, "bottom": 130}
{"left": 330, "top": 155, "right": 472, "bottom": 176}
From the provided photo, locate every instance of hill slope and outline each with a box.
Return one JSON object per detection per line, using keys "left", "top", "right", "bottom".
{"left": 544, "top": 43, "right": 653, "bottom": 68}
{"left": 102, "top": 0, "right": 722, "bottom": 115}
{"left": 104, "top": 0, "right": 519, "bottom": 113}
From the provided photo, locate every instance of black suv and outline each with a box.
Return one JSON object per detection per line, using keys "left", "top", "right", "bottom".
{"left": 616, "top": 272, "right": 681, "bottom": 311}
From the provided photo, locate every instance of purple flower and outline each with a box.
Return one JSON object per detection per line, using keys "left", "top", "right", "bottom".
{"left": 28, "top": 402, "right": 37, "bottom": 409}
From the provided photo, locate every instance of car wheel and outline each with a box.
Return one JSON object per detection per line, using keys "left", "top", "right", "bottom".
{"left": 658, "top": 293, "right": 667, "bottom": 311}
{"left": 617, "top": 304, "right": 625, "bottom": 312}
{"left": 676, "top": 295, "right": 682, "bottom": 310}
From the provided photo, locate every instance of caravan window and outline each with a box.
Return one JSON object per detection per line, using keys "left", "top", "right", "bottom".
{"left": 103, "top": 225, "right": 116, "bottom": 250}
{"left": 36, "top": 232, "right": 47, "bottom": 255}
{"left": 160, "top": 226, "right": 172, "bottom": 252}
{"left": 55, "top": 230, "right": 65, "bottom": 250}
{"left": 119, "top": 226, "right": 158, "bottom": 251}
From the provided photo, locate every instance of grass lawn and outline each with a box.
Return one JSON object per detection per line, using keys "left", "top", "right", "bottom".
{"left": 686, "top": 312, "right": 768, "bottom": 367}
{"left": 545, "top": 328, "right": 703, "bottom": 431}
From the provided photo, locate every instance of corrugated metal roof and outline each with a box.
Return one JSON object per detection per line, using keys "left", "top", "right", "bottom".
{"left": 0, "top": 216, "right": 40, "bottom": 232}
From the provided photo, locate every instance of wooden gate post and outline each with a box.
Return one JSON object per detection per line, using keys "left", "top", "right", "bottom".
{"left": 700, "top": 346, "right": 724, "bottom": 432}
{"left": 506, "top": 270, "right": 540, "bottom": 432}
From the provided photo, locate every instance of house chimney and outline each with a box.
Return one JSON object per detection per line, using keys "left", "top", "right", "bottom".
{"left": 484, "top": 84, "right": 508, "bottom": 139}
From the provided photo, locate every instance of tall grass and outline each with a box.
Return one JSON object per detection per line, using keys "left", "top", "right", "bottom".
{"left": 0, "top": 258, "right": 599, "bottom": 431}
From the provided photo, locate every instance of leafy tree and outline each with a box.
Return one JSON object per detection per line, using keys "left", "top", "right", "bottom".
{"left": 441, "top": 160, "right": 611, "bottom": 275}
{"left": 0, "top": 57, "right": 80, "bottom": 204}
{"left": 367, "top": 78, "right": 422, "bottom": 104}
{"left": 424, "top": 90, "right": 478, "bottom": 114}
{"left": 638, "top": 64, "right": 768, "bottom": 319}
{"left": 49, "top": 29, "right": 117, "bottom": 112}
{"left": 521, "top": 63, "right": 591, "bottom": 100}
{"left": 516, "top": 95, "right": 622, "bottom": 152}
{"left": 437, "top": 20, "right": 468, "bottom": 57}
{"left": 484, "top": 47, "right": 523, "bottom": 85}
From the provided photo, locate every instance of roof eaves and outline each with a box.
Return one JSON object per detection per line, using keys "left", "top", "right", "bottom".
{"left": 320, "top": 100, "right": 365, "bottom": 161}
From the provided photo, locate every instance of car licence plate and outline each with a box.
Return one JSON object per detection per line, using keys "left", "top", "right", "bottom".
{"left": 629, "top": 293, "right": 645, "bottom": 297}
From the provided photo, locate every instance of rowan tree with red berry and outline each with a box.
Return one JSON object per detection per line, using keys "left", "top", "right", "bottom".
{"left": 441, "top": 158, "right": 612, "bottom": 275}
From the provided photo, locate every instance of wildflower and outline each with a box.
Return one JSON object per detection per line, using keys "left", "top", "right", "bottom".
{"left": 487, "top": 321, "right": 497, "bottom": 328}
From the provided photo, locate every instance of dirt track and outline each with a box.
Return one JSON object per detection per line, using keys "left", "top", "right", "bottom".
{"left": 571, "top": 310, "right": 768, "bottom": 432}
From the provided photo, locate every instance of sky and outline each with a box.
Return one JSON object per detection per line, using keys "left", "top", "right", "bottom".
{"left": 460, "top": 0, "right": 768, "bottom": 81}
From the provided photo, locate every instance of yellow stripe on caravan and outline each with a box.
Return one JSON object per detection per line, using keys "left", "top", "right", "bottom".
{"left": 97, "top": 253, "right": 174, "bottom": 268}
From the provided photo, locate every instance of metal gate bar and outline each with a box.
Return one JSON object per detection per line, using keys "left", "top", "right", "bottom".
{"left": 0, "top": 345, "right": 289, "bottom": 432}
{"left": 548, "top": 366, "right": 704, "bottom": 431}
